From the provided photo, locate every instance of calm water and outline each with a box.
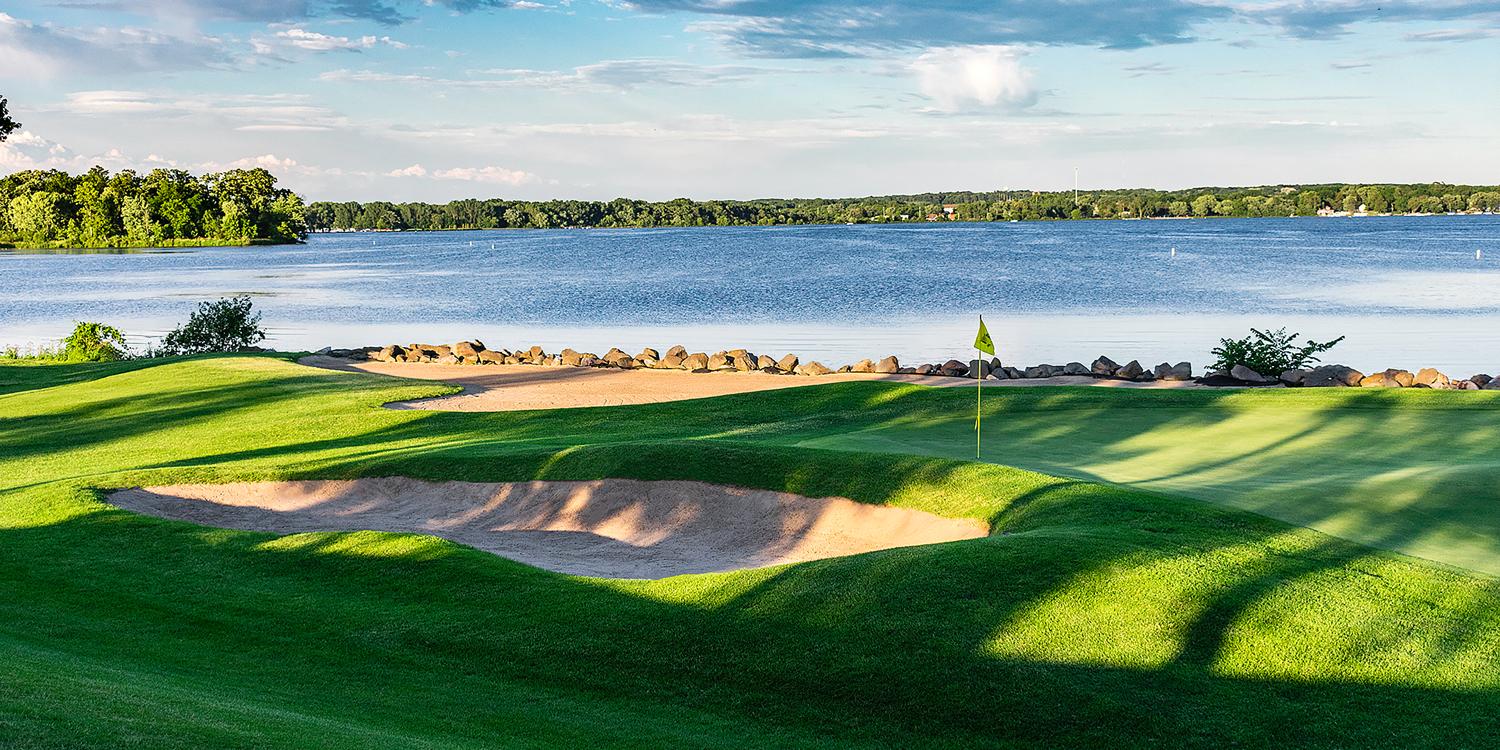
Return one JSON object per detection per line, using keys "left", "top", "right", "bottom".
{"left": 4, "top": 216, "right": 1500, "bottom": 374}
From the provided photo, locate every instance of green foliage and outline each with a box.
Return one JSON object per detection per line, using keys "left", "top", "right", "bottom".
{"left": 61, "top": 321, "right": 129, "bottom": 362}
{"left": 302, "top": 183, "right": 1500, "bottom": 231}
{"left": 0, "top": 95, "right": 17, "bottom": 142}
{"left": 0, "top": 166, "right": 307, "bottom": 248}
{"left": 1209, "top": 327, "right": 1345, "bottom": 376}
{"left": 159, "top": 296, "right": 266, "bottom": 355}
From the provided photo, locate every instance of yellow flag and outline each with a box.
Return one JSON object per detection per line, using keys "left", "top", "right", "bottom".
{"left": 974, "top": 316, "right": 995, "bottom": 355}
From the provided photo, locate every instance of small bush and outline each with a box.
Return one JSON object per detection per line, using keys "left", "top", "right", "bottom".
{"left": 1210, "top": 327, "right": 1344, "bottom": 376}
{"left": 160, "top": 296, "right": 267, "bottom": 355}
{"left": 62, "top": 322, "right": 129, "bottom": 362}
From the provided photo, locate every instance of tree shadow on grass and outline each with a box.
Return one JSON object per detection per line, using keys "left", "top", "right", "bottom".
{"left": 4, "top": 475, "right": 1499, "bottom": 748}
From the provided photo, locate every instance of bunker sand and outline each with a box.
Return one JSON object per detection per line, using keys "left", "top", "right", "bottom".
{"left": 110, "top": 478, "right": 988, "bottom": 579}
{"left": 300, "top": 355, "right": 1215, "bottom": 411}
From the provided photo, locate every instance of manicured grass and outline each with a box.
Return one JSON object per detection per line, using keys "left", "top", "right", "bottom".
{"left": 2, "top": 355, "right": 1498, "bottom": 748}
{"left": 804, "top": 385, "right": 1500, "bottom": 575}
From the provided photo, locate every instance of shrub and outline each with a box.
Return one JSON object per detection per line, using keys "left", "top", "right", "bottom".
{"left": 160, "top": 296, "right": 266, "bottom": 355}
{"left": 61, "top": 322, "right": 129, "bottom": 362}
{"left": 1209, "top": 328, "right": 1344, "bottom": 376}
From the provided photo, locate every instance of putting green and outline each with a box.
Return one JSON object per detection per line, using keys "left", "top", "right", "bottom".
{"left": 3, "top": 355, "right": 1499, "bottom": 748}
{"left": 802, "top": 387, "right": 1500, "bottom": 575}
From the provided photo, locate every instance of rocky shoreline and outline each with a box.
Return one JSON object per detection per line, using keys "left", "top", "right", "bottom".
{"left": 312, "top": 342, "right": 1500, "bottom": 390}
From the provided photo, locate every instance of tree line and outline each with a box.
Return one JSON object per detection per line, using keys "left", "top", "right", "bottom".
{"left": 308, "top": 183, "right": 1500, "bottom": 232}
{"left": 0, "top": 167, "right": 308, "bottom": 249}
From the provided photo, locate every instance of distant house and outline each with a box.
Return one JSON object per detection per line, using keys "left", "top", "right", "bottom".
{"left": 925, "top": 213, "right": 941, "bottom": 222}
{"left": 941, "top": 204, "right": 958, "bottom": 216}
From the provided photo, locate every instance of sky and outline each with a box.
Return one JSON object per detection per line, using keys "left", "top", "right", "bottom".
{"left": 0, "top": 0, "right": 1497, "bottom": 202}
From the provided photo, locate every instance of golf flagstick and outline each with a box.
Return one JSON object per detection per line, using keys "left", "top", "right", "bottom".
{"left": 973, "top": 315, "right": 994, "bottom": 460}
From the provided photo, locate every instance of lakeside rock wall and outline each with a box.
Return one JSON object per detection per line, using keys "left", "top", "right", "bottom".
{"left": 314, "top": 342, "right": 1500, "bottom": 390}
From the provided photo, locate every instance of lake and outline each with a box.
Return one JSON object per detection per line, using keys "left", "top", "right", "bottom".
{"left": 4, "top": 215, "right": 1499, "bottom": 375}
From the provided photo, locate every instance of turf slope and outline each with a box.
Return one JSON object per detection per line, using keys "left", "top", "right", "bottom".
{"left": 1, "top": 355, "right": 1498, "bottom": 748}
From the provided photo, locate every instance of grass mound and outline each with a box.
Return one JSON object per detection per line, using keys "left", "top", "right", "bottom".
{"left": 2, "top": 355, "right": 1498, "bottom": 748}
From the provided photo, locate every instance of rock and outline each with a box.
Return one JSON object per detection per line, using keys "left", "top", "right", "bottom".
{"left": 1064, "top": 362, "right": 1090, "bottom": 376}
{"left": 659, "top": 354, "right": 686, "bottom": 369}
{"left": 1229, "top": 364, "right": 1271, "bottom": 384}
{"left": 313, "top": 346, "right": 333, "bottom": 355}
{"left": 477, "top": 349, "right": 506, "bottom": 364}
{"left": 453, "top": 341, "right": 483, "bottom": 361}
{"left": 733, "top": 355, "right": 756, "bottom": 372}
{"left": 939, "top": 359, "right": 969, "bottom": 377}
{"left": 837, "top": 365, "right": 853, "bottom": 373}
{"left": 964, "top": 359, "right": 991, "bottom": 379}
{"left": 796, "top": 361, "right": 833, "bottom": 376}
{"left": 575, "top": 356, "right": 599, "bottom": 368}
{"left": 1091, "top": 356, "right": 1119, "bottom": 377}
{"left": 1484, "top": 379, "right": 1500, "bottom": 391}
{"left": 1471, "top": 373, "right": 1493, "bottom": 387}
{"left": 1360, "top": 369, "right": 1414, "bottom": 388}
{"left": 914, "top": 364, "right": 937, "bottom": 375}
{"left": 1302, "top": 364, "right": 1364, "bottom": 388}
{"left": 706, "top": 352, "right": 734, "bottom": 371}
{"left": 1456, "top": 379, "right": 1479, "bottom": 390}
{"left": 875, "top": 355, "right": 900, "bottom": 374}
{"left": 637, "top": 347, "right": 660, "bottom": 361}
{"left": 777, "top": 353, "right": 800, "bottom": 372}
{"left": 1154, "top": 362, "right": 1190, "bottom": 381}
{"left": 1003, "top": 366, "right": 1024, "bottom": 379}
{"left": 435, "top": 354, "right": 461, "bottom": 365}
{"left": 851, "top": 358, "right": 876, "bottom": 373}
{"left": 603, "top": 350, "right": 633, "bottom": 368}
{"left": 665, "top": 345, "right": 688, "bottom": 359}
{"left": 560, "top": 348, "right": 585, "bottom": 367}
{"left": 1278, "top": 368, "right": 1308, "bottom": 386}
{"left": 527, "top": 345, "right": 545, "bottom": 360}
{"left": 503, "top": 355, "right": 522, "bottom": 365}
{"left": 374, "top": 344, "right": 404, "bottom": 362}
{"left": 682, "top": 353, "right": 709, "bottom": 371}
{"left": 1414, "top": 367, "right": 1450, "bottom": 388}
{"left": 1022, "top": 365, "right": 1049, "bottom": 379}
{"left": 897, "top": 367, "right": 916, "bottom": 374}
{"left": 1114, "top": 360, "right": 1145, "bottom": 380}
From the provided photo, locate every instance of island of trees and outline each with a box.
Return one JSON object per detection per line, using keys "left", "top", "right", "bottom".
{"left": 0, "top": 167, "right": 308, "bottom": 249}
{"left": 307, "top": 183, "right": 1500, "bottom": 231}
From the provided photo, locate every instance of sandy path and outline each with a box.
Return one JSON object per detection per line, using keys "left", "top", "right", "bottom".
{"left": 300, "top": 355, "right": 1215, "bottom": 411}
{"left": 110, "top": 478, "right": 987, "bottom": 579}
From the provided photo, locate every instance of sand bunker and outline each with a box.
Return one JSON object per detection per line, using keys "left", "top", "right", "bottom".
{"left": 109, "top": 478, "right": 987, "bottom": 579}
{"left": 300, "top": 355, "right": 1212, "bottom": 411}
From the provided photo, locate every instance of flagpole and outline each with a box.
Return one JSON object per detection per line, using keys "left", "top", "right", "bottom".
{"left": 972, "top": 314, "right": 993, "bottom": 461}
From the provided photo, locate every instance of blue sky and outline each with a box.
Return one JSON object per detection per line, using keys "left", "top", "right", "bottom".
{"left": 1, "top": 0, "right": 1496, "bottom": 201}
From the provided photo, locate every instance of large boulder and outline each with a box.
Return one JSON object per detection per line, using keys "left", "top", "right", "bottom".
{"left": 1360, "top": 369, "right": 1414, "bottom": 388}
{"left": 373, "top": 344, "right": 404, "bottom": 362}
{"left": 851, "top": 358, "right": 876, "bottom": 373}
{"left": 527, "top": 345, "right": 546, "bottom": 360}
{"left": 914, "top": 364, "right": 937, "bottom": 375}
{"left": 1230, "top": 364, "right": 1272, "bottom": 384}
{"left": 1484, "top": 378, "right": 1500, "bottom": 391}
{"left": 682, "top": 353, "right": 710, "bottom": 371}
{"left": 1063, "top": 362, "right": 1089, "bottom": 376}
{"left": 1279, "top": 368, "right": 1308, "bottom": 387}
{"left": 1154, "top": 362, "right": 1193, "bottom": 381}
{"left": 477, "top": 349, "right": 506, "bottom": 364}
{"left": 706, "top": 352, "right": 734, "bottom": 371}
{"left": 967, "top": 359, "right": 992, "bottom": 378}
{"left": 659, "top": 354, "right": 686, "bottom": 369}
{"left": 453, "top": 341, "right": 484, "bottom": 361}
{"left": 756, "top": 354, "right": 778, "bottom": 370}
{"left": 1471, "top": 373, "right": 1493, "bottom": 387}
{"left": 1091, "top": 356, "right": 1119, "bottom": 377}
{"left": 1414, "top": 368, "right": 1450, "bottom": 388}
{"left": 776, "top": 353, "right": 800, "bottom": 373}
{"left": 1114, "top": 360, "right": 1145, "bottom": 380}
{"left": 875, "top": 355, "right": 900, "bottom": 374}
{"left": 1302, "top": 364, "right": 1363, "bottom": 387}
{"left": 637, "top": 347, "right": 661, "bottom": 361}
{"left": 665, "top": 345, "right": 688, "bottom": 359}
{"left": 603, "top": 349, "right": 634, "bottom": 368}
{"left": 939, "top": 359, "right": 969, "bottom": 377}
{"left": 796, "top": 361, "right": 833, "bottom": 376}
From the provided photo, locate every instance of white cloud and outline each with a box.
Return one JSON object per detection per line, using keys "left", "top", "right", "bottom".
{"left": 911, "top": 45, "right": 1037, "bottom": 112}
{"left": 430, "top": 166, "right": 536, "bottom": 184}
{"left": 387, "top": 163, "right": 428, "bottom": 177}
{"left": 256, "top": 27, "right": 409, "bottom": 54}
{"left": 320, "top": 58, "right": 797, "bottom": 92}
{"left": 0, "top": 12, "right": 229, "bottom": 77}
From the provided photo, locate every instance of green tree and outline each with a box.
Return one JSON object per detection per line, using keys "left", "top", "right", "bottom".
{"left": 1190, "top": 195, "right": 1218, "bottom": 217}
{"left": 9, "top": 191, "right": 65, "bottom": 241}
{"left": 0, "top": 95, "right": 18, "bottom": 142}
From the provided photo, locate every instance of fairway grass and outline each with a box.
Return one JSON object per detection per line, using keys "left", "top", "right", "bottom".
{"left": 2, "top": 355, "right": 1499, "bottom": 748}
